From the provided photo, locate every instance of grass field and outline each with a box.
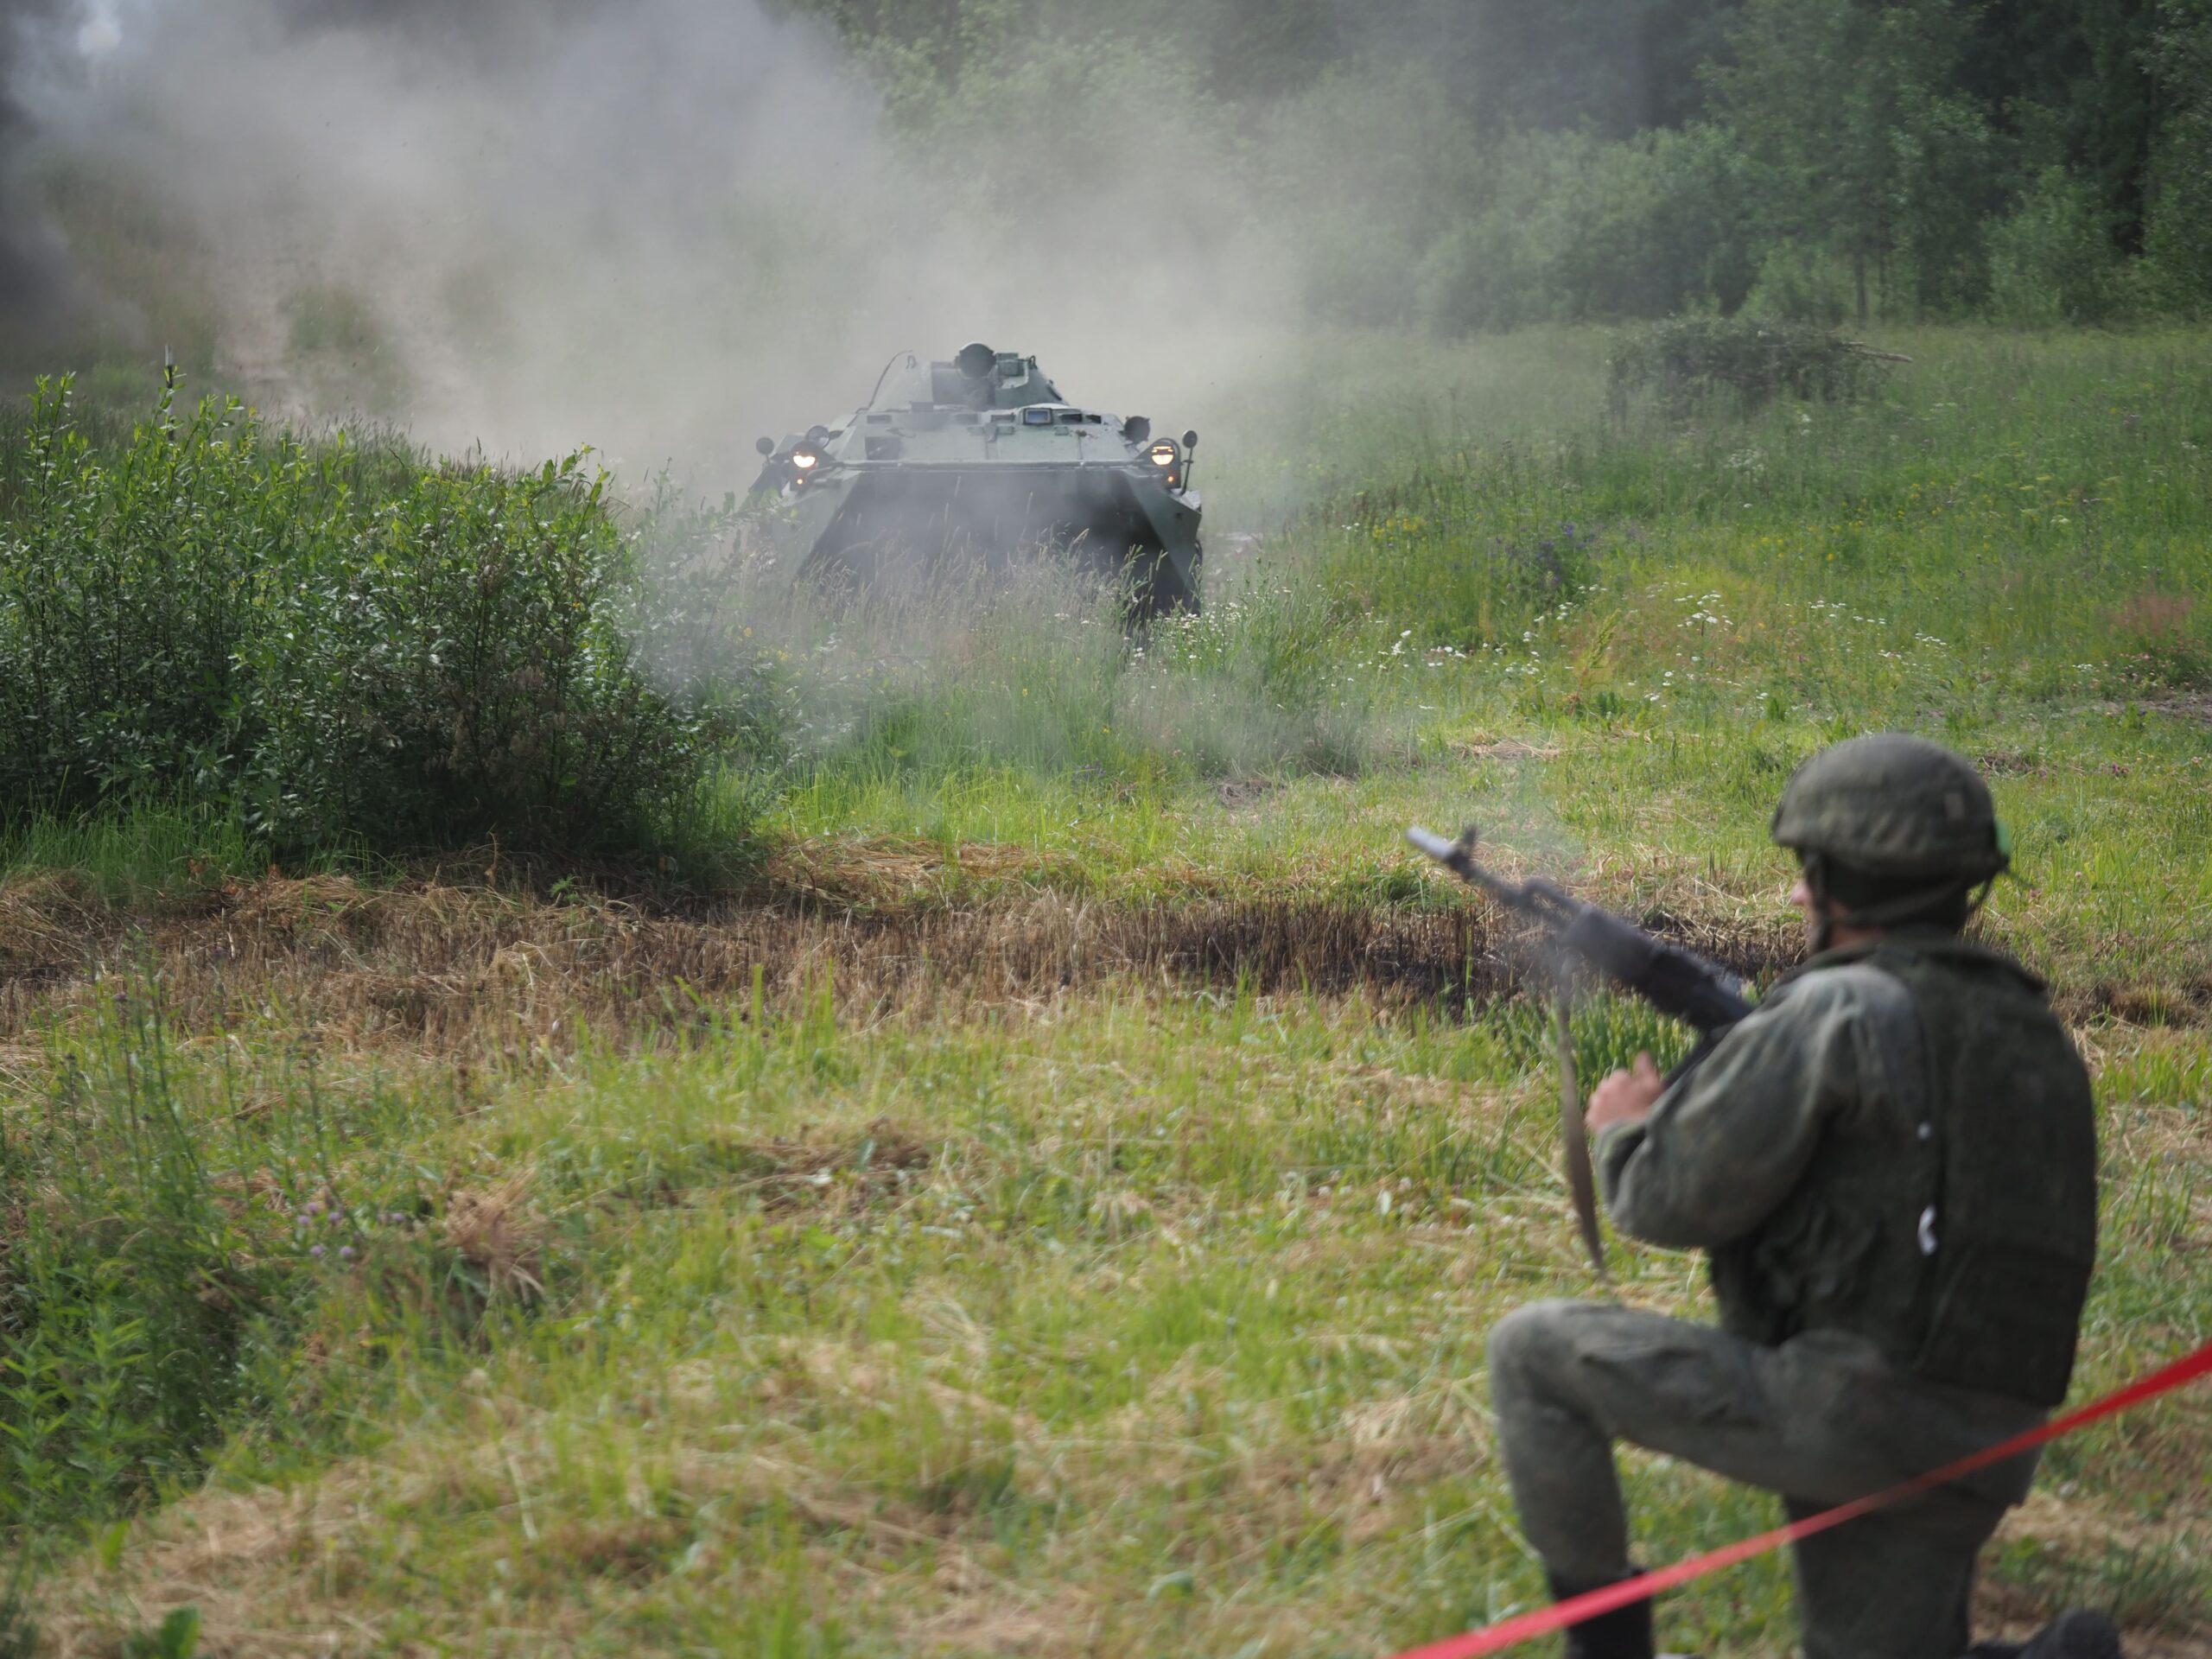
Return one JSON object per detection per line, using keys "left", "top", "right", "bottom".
{"left": 2, "top": 326, "right": 2209, "bottom": 1658}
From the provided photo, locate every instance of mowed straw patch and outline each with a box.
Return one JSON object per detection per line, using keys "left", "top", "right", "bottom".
{"left": 8, "top": 824, "right": 2197, "bottom": 1072}
{"left": 0, "top": 860, "right": 1519, "bottom": 1062}
{"left": 0, "top": 831, "right": 2007, "bottom": 1071}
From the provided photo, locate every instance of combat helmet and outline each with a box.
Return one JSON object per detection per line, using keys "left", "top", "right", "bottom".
{"left": 1771, "top": 734, "right": 2008, "bottom": 879}
{"left": 1772, "top": 734, "right": 2009, "bottom": 934}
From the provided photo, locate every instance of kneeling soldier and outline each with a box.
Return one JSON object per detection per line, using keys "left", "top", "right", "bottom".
{"left": 1487, "top": 734, "right": 2113, "bottom": 1659}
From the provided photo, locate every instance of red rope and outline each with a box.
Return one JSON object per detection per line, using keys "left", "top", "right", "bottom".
{"left": 1384, "top": 1338, "right": 2212, "bottom": 1659}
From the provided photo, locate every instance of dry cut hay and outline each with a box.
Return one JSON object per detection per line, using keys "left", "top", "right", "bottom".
{"left": 6, "top": 831, "right": 2181, "bottom": 1074}
{"left": 0, "top": 858, "right": 1561, "bottom": 1062}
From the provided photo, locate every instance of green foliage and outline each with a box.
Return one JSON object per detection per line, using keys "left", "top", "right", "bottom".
{"left": 1321, "top": 494, "right": 1596, "bottom": 657}
{"left": 0, "top": 797, "right": 270, "bottom": 904}
{"left": 1740, "top": 241, "right": 1856, "bottom": 326}
{"left": 0, "top": 1555, "right": 32, "bottom": 1659}
{"left": 749, "top": 550, "right": 1379, "bottom": 791}
{"left": 2143, "top": 0, "right": 2212, "bottom": 312}
{"left": 1606, "top": 316, "right": 1890, "bottom": 412}
{"left": 1418, "top": 126, "right": 1751, "bottom": 332}
{"left": 1710, "top": 0, "right": 1997, "bottom": 321}
{"left": 1257, "top": 66, "right": 1479, "bottom": 327}
{"left": 122, "top": 1608, "right": 201, "bottom": 1659}
{"left": 243, "top": 453, "right": 721, "bottom": 851}
{"left": 0, "top": 995, "right": 292, "bottom": 1527}
{"left": 1134, "top": 560, "right": 1376, "bottom": 776}
{"left": 0, "top": 381, "right": 758, "bottom": 856}
{"left": 0, "top": 976, "right": 529, "bottom": 1532}
{"left": 1990, "top": 168, "right": 2129, "bottom": 323}
{"left": 784, "top": 0, "right": 2209, "bottom": 332}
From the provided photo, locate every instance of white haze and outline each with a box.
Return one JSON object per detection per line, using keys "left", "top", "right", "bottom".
{"left": 16, "top": 0, "right": 1314, "bottom": 491}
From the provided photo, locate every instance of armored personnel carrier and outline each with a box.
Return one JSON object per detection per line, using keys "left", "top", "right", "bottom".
{"left": 750, "top": 343, "right": 1203, "bottom": 614}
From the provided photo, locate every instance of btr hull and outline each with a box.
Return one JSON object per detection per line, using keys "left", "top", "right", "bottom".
{"left": 750, "top": 346, "right": 1204, "bottom": 615}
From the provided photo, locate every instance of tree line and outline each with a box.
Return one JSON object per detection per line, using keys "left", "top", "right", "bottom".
{"left": 785, "top": 0, "right": 2212, "bottom": 327}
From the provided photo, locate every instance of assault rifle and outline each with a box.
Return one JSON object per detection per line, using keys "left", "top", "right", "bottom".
{"left": 1407, "top": 825, "right": 1758, "bottom": 1278}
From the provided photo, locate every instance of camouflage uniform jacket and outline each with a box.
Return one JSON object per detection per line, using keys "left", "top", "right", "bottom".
{"left": 1592, "top": 931, "right": 2096, "bottom": 1400}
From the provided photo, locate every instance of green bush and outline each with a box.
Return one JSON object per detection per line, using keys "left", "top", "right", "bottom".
{"left": 0, "top": 381, "right": 754, "bottom": 855}
{"left": 1740, "top": 241, "right": 1855, "bottom": 326}
{"left": 1989, "top": 168, "right": 2126, "bottom": 325}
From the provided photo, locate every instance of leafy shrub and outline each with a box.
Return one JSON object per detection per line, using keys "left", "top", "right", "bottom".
{"left": 1606, "top": 315, "right": 1891, "bottom": 414}
{"left": 243, "top": 458, "right": 730, "bottom": 850}
{"left": 0, "top": 381, "right": 753, "bottom": 855}
{"left": 1739, "top": 241, "right": 1855, "bottom": 326}
{"left": 0, "top": 386, "right": 288, "bottom": 802}
{"left": 1989, "top": 168, "right": 2126, "bottom": 325}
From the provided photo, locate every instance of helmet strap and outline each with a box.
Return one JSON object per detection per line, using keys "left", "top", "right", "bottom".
{"left": 1803, "top": 852, "right": 1837, "bottom": 956}
{"left": 1961, "top": 874, "right": 1998, "bottom": 926}
{"left": 1837, "top": 880, "right": 1974, "bottom": 931}
{"left": 1802, "top": 850, "right": 1981, "bottom": 947}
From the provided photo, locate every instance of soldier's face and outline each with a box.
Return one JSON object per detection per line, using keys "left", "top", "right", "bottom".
{"left": 1789, "top": 875, "right": 1836, "bottom": 944}
{"left": 1790, "top": 874, "right": 1872, "bottom": 949}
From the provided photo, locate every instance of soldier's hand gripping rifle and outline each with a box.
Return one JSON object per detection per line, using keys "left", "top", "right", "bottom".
{"left": 1407, "top": 825, "right": 1757, "bottom": 1278}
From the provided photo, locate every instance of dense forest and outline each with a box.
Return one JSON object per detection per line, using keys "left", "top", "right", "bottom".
{"left": 788, "top": 0, "right": 2212, "bottom": 328}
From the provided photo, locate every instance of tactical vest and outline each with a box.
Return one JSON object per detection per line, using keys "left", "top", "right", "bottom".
{"left": 1711, "top": 934, "right": 2098, "bottom": 1408}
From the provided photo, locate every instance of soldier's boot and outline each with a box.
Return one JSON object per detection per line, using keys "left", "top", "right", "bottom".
{"left": 1967, "top": 1610, "right": 2122, "bottom": 1659}
{"left": 1547, "top": 1571, "right": 1653, "bottom": 1659}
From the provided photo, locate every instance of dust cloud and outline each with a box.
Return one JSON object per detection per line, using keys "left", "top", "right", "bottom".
{"left": 10, "top": 0, "right": 1309, "bottom": 490}
{"left": 0, "top": 0, "right": 76, "bottom": 338}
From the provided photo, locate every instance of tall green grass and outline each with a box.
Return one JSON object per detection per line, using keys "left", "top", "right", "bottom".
{"left": 1314, "top": 327, "right": 2212, "bottom": 690}
{"left": 17, "top": 977, "right": 2207, "bottom": 1650}
{"left": 0, "top": 798, "right": 270, "bottom": 902}
{"left": 0, "top": 976, "right": 575, "bottom": 1534}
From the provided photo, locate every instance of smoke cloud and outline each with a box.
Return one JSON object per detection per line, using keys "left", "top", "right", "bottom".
{"left": 0, "top": 0, "right": 78, "bottom": 337}
{"left": 10, "top": 0, "right": 1306, "bottom": 489}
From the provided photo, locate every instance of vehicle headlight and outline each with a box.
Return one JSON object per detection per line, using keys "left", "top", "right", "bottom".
{"left": 791, "top": 449, "right": 821, "bottom": 471}
{"left": 1147, "top": 442, "right": 1178, "bottom": 467}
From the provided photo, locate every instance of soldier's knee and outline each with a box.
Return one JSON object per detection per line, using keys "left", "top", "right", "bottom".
{"left": 1487, "top": 1299, "right": 1586, "bottom": 1392}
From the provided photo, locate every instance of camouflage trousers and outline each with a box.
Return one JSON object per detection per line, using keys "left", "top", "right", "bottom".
{"left": 1486, "top": 1300, "right": 2048, "bottom": 1659}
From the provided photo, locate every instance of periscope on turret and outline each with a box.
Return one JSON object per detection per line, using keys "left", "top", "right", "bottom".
{"left": 749, "top": 343, "right": 1204, "bottom": 616}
